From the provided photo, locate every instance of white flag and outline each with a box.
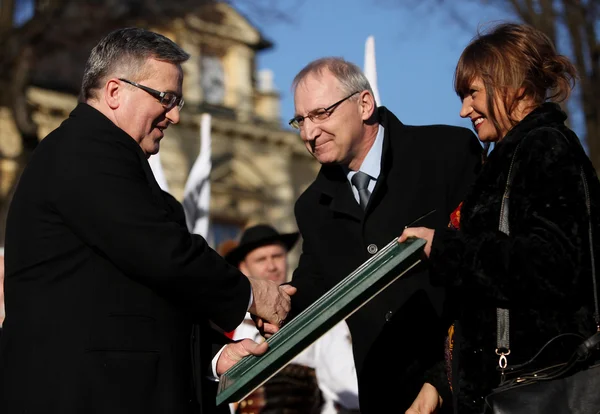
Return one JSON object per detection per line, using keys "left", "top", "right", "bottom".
{"left": 148, "top": 152, "right": 170, "bottom": 192}
{"left": 364, "top": 35, "right": 381, "bottom": 106}
{"left": 183, "top": 113, "right": 212, "bottom": 238}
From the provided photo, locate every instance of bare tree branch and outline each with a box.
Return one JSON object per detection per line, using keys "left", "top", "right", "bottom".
{"left": 508, "top": 0, "right": 531, "bottom": 23}
{"left": 0, "top": 0, "right": 15, "bottom": 34}
{"left": 383, "top": 0, "right": 600, "bottom": 172}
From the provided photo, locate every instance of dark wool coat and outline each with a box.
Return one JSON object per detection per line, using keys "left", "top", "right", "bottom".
{"left": 0, "top": 103, "right": 249, "bottom": 414}
{"left": 291, "top": 107, "right": 482, "bottom": 413}
{"left": 427, "top": 103, "right": 600, "bottom": 413}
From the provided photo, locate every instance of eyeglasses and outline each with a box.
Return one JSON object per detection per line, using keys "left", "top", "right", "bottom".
{"left": 289, "top": 91, "right": 359, "bottom": 130}
{"left": 119, "top": 78, "right": 184, "bottom": 111}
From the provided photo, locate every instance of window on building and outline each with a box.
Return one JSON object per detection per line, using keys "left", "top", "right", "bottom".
{"left": 201, "top": 55, "right": 225, "bottom": 105}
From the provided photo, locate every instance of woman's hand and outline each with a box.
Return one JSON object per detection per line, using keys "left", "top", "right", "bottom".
{"left": 398, "top": 227, "right": 435, "bottom": 258}
{"left": 405, "top": 383, "right": 442, "bottom": 414}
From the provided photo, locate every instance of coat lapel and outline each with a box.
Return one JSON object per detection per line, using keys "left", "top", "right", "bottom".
{"left": 314, "top": 165, "right": 363, "bottom": 221}
{"left": 130, "top": 144, "right": 173, "bottom": 216}
{"left": 370, "top": 107, "right": 395, "bottom": 199}
{"left": 330, "top": 182, "right": 364, "bottom": 221}
{"left": 366, "top": 107, "right": 421, "bottom": 224}
{"left": 139, "top": 153, "right": 166, "bottom": 200}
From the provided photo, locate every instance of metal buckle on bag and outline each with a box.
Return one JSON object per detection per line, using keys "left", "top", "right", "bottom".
{"left": 496, "top": 348, "right": 511, "bottom": 369}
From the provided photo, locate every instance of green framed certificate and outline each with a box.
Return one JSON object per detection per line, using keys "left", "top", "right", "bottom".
{"left": 216, "top": 237, "right": 426, "bottom": 406}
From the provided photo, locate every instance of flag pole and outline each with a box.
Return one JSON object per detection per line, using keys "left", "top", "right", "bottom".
{"left": 364, "top": 35, "right": 381, "bottom": 106}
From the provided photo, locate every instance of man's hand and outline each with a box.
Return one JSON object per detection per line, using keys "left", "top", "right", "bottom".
{"left": 405, "top": 383, "right": 442, "bottom": 414}
{"left": 247, "top": 278, "right": 296, "bottom": 327}
{"left": 398, "top": 227, "right": 435, "bottom": 258}
{"left": 216, "top": 339, "right": 269, "bottom": 375}
{"left": 250, "top": 314, "right": 280, "bottom": 338}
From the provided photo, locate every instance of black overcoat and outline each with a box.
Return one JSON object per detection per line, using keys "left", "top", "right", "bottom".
{"left": 290, "top": 107, "right": 482, "bottom": 413}
{"left": 0, "top": 103, "right": 249, "bottom": 414}
{"left": 427, "top": 103, "right": 600, "bottom": 413}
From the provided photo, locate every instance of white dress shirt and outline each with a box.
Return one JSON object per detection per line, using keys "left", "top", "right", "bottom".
{"left": 346, "top": 124, "right": 384, "bottom": 204}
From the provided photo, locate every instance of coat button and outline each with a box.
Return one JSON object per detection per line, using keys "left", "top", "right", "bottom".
{"left": 385, "top": 311, "right": 393, "bottom": 321}
{"left": 367, "top": 244, "right": 378, "bottom": 254}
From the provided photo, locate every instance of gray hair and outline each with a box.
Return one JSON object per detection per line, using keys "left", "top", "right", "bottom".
{"left": 292, "top": 57, "right": 375, "bottom": 99}
{"left": 79, "top": 27, "right": 190, "bottom": 102}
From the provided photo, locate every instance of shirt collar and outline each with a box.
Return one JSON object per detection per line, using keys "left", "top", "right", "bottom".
{"left": 346, "top": 123, "right": 384, "bottom": 181}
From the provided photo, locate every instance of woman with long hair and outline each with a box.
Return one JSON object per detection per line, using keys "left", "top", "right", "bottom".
{"left": 401, "top": 23, "right": 600, "bottom": 413}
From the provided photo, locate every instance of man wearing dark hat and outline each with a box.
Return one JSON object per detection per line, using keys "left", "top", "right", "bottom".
{"left": 224, "top": 224, "right": 360, "bottom": 414}
{"left": 226, "top": 224, "right": 299, "bottom": 286}
{"left": 226, "top": 225, "right": 321, "bottom": 414}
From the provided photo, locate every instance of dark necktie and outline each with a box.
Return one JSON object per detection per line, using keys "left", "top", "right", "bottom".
{"left": 351, "top": 171, "right": 371, "bottom": 210}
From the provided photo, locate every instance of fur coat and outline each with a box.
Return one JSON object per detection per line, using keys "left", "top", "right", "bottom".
{"left": 426, "top": 103, "right": 600, "bottom": 413}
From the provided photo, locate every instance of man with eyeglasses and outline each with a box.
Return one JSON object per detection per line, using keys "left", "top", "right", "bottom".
{"left": 281, "top": 57, "right": 482, "bottom": 413}
{"left": 0, "top": 28, "right": 295, "bottom": 414}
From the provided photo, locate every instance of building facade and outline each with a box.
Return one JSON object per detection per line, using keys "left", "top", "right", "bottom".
{"left": 0, "top": 2, "right": 318, "bottom": 271}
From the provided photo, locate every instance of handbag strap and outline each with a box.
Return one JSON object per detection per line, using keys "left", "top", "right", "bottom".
{"left": 496, "top": 127, "right": 600, "bottom": 370}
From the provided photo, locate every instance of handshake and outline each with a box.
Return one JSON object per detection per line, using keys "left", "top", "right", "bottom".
{"left": 215, "top": 278, "right": 296, "bottom": 375}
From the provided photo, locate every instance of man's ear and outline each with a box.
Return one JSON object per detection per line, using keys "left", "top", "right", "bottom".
{"left": 358, "top": 90, "right": 376, "bottom": 121}
{"left": 105, "top": 79, "right": 121, "bottom": 110}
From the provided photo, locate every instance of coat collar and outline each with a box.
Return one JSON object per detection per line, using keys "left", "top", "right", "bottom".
{"left": 70, "top": 103, "right": 167, "bottom": 204}
{"left": 498, "top": 102, "right": 567, "bottom": 148}
{"left": 70, "top": 103, "right": 143, "bottom": 154}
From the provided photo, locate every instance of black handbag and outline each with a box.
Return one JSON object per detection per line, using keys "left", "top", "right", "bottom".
{"left": 484, "top": 127, "right": 600, "bottom": 414}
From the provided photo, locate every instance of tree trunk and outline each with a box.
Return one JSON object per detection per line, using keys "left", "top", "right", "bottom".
{"left": 585, "top": 106, "right": 600, "bottom": 172}
{"left": 0, "top": 0, "right": 15, "bottom": 33}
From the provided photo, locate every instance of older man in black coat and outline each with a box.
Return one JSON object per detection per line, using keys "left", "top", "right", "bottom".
{"left": 0, "top": 28, "right": 294, "bottom": 414}
{"left": 285, "top": 58, "right": 482, "bottom": 413}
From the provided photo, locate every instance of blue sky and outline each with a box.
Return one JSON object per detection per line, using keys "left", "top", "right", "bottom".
{"left": 234, "top": 0, "right": 585, "bottom": 138}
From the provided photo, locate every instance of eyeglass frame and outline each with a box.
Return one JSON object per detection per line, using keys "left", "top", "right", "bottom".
{"left": 119, "top": 78, "right": 184, "bottom": 111}
{"left": 288, "top": 91, "right": 360, "bottom": 130}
